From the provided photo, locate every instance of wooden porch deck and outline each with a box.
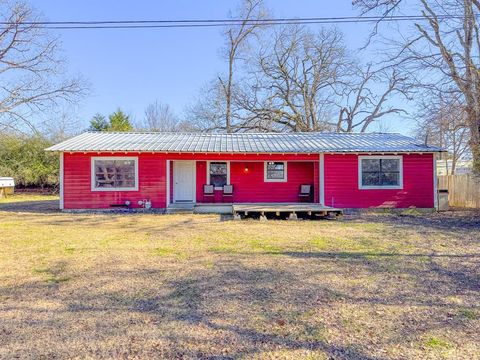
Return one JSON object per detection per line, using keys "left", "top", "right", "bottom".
{"left": 232, "top": 203, "right": 341, "bottom": 213}
{"left": 169, "top": 202, "right": 343, "bottom": 219}
{"left": 232, "top": 203, "right": 342, "bottom": 219}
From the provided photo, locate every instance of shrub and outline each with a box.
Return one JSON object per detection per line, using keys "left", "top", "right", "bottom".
{"left": 0, "top": 133, "right": 59, "bottom": 189}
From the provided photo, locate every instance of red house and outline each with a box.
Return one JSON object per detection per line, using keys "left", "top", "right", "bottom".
{"left": 46, "top": 132, "right": 442, "bottom": 213}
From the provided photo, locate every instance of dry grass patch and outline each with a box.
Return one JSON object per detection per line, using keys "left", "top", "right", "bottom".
{"left": 0, "top": 194, "right": 479, "bottom": 359}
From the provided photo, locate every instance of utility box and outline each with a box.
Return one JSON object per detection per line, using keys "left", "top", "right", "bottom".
{"left": 0, "top": 177, "right": 15, "bottom": 198}
{"left": 438, "top": 189, "right": 449, "bottom": 211}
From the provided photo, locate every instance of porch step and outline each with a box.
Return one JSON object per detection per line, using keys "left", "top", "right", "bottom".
{"left": 194, "top": 204, "right": 233, "bottom": 214}
{"left": 167, "top": 203, "right": 194, "bottom": 214}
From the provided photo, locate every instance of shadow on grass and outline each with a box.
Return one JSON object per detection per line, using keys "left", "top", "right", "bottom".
{"left": 278, "top": 250, "right": 480, "bottom": 294}
{"left": 0, "top": 200, "right": 59, "bottom": 213}
{"left": 1, "top": 250, "right": 478, "bottom": 358}
{"left": 0, "top": 265, "right": 385, "bottom": 359}
{"left": 32, "top": 260, "right": 71, "bottom": 284}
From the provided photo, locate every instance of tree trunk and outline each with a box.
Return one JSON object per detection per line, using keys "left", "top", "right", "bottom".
{"left": 472, "top": 141, "right": 480, "bottom": 175}
{"left": 451, "top": 157, "right": 456, "bottom": 175}
{"left": 226, "top": 53, "right": 233, "bottom": 133}
{"left": 467, "top": 107, "right": 480, "bottom": 175}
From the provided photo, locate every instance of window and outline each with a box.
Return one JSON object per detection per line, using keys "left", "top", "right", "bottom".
{"left": 91, "top": 157, "right": 138, "bottom": 191}
{"left": 359, "top": 156, "right": 402, "bottom": 189}
{"left": 209, "top": 162, "right": 228, "bottom": 188}
{"left": 264, "top": 161, "right": 287, "bottom": 182}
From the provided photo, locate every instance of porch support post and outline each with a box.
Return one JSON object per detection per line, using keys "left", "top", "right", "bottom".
{"left": 166, "top": 160, "right": 170, "bottom": 208}
{"left": 319, "top": 153, "right": 325, "bottom": 206}
{"left": 59, "top": 152, "right": 64, "bottom": 210}
{"left": 433, "top": 153, "right": 438, "bottom": 210}
{"left": 193, "top": 160, "right": 197, "bottom": 204}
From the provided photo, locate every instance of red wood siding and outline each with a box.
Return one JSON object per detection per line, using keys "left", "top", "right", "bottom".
{"left": 229, "top": 161, "right": 315, "bottom": 203}
{"left": 196, "top": 161, "right": 207, "bottom": 202}
{"left": 63, "top": 153, "right": 320, "bottom": 209}
{"left": 63, "top": 152, "right": 166, "bottom": 209}
{"left": 62, "top": 151, "right": 434, "bottom": 209}
{"left": 324, "top": 154, "right": 434, "bottom": 208}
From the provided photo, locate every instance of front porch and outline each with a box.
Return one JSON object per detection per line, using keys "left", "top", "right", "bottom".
{"left": 167, "top": 157, "right": 324, "bottom": 207}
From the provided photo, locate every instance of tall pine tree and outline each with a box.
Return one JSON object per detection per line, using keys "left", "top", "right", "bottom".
{"left": 108, "top": 109, "right": 133, "bottom": 131}
{"left": 88, "top": 109, "right": 133, "bottom": 131}
{"left": 88, "top": 113, "right": 109, "bottom": 131}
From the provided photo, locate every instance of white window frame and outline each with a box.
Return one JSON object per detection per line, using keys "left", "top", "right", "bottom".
{"left": 206, "top": 161, "right": 230, "bottom": 190}
{"left": 91, "top": 156, "right": 139, "bottom": 192}
{"left": 264, "top": 161, "right": 288, "bottom": 182}
{"left": 358, "top": 155, "right": 403, "bottom": 190}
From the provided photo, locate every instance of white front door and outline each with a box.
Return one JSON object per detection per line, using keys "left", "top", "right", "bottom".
{"left": 173, "top": 161, "right": 195, "bottom": 202}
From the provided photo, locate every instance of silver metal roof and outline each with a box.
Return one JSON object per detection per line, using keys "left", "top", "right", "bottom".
{"left": 46, "top": 131, "right": 443, "bottom": 153}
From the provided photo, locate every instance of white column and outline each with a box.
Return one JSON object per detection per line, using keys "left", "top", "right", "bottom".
{"left": 59, "top": 152, "right": 64, "bottom": 210}
{"left": 319, "top": 153, "right": 325, "bottom": 205}
{"left": 433, "top": 153, "right": 438, "bottom": 210}
{"left": 166, "top": 160, "right": 170, "bottom": 208}
{"left": 193, "top": 160, "right": 197, "bottom": 204}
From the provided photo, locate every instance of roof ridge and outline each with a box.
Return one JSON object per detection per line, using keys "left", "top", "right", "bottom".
{"left": 84, "top": 131, "right": 404, "bottom": 136}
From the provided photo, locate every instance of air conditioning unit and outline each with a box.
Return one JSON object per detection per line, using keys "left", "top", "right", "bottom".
{"left": 438, "top": 189, "right": 449, "bottom": 211}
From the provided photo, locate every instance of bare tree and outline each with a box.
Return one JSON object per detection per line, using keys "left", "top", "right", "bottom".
{"left": 416, "top": 92, "right": 470, "bottom": 174}
{"left": 354, "top": 0, "right": 480, "bottom": 174}
{"left": 238, "top": 26, "right": 350, "bottom": 132}
{"left": 190, "top": 9, "right": 407, "bottom": 134}
{"left": 233, "top": 25, "right": 405, "bottom": 133}
{"left": 40, "top": 106, "right": 84, "bottom": 141}
{"left": 0, "top": 1, "right": 85, "bottom": 134}
{"left": 219, "top": 0, "right": 268, "bottom": 133}
{"left": 335, "top": 65, "right": 407, "bottom": 132}
{"left": 137, "top": 100, "right": 179, "bottom": 132}
{"left": 185, "top": 80, "right": 230, "bottom": 132}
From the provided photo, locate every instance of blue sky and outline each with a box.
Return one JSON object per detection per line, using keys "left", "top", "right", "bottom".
{"left": 29, "top": 0, "right": 414, "bottom": 134}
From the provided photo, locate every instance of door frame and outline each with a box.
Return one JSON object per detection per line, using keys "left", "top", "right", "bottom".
{"left": 173, "top": 160, "right": 196, "bottom": 203}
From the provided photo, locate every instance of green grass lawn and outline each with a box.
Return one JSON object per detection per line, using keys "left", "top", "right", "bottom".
{"left": 0, "top": 194, "right": 479, "bottom": 359}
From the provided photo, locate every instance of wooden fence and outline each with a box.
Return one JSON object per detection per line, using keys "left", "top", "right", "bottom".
{"left": 438, "top": 175, "right": 480, "bottom": 208}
